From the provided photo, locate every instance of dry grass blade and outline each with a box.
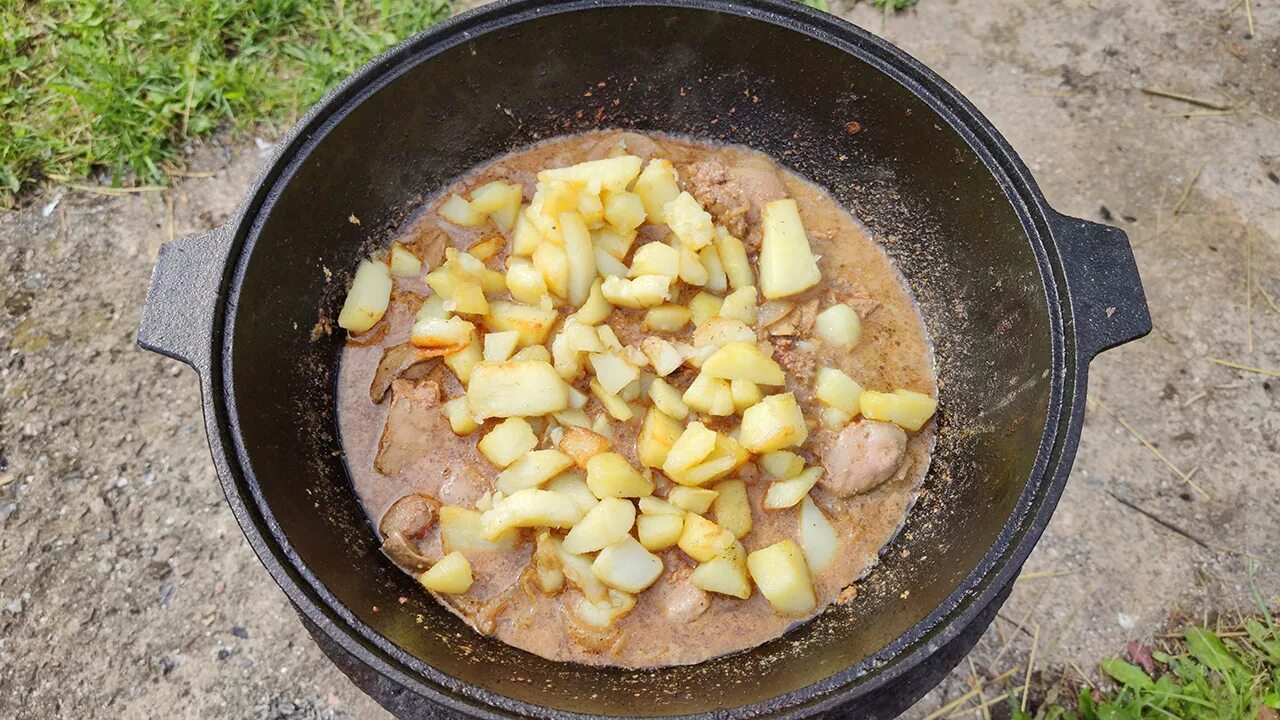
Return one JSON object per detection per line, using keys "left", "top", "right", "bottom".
{"left": 1164, "top": 109, "right": 1240, "bottom": 118}
{"left": 1260, "top": 282, "right": 1280, "bottom": 315}
{"left": 1245, "top": 0, "right": 1256, "bottom": 35}
{"left": 1220, "top": 0, "right": 1245, "bottom": 16}
{"left": 1017, "top": 569, "right": 1077, "bottom": 582}
{"left": 1246, "top": 226, "right": 1253, "bottom": 352}
{"left": 1087, "top": 395, "right": 1208, "bottom": 497}
{"left": 1209, "top": 357, "right": 1280, "bottom": 378}
{"left": 67, "top": 184, "right": 166, "bottom": 196}
{"left": 1172, "top": 163, "right": 1205, "bottom": 215}
{"left": 1021, "top": 624, "right": 1041, "bottom": 712}
{"left": 1142, "top": 87, "right": 1235, "bottom": 111}
{"left": 1070, "top": 660, "right": 1098, "bottom": 689}
{"left": 165, "top": 194, "right": 175, "bottom": 243}
{"left": 923, "top": 668, "right": 1018, "bottom": 720}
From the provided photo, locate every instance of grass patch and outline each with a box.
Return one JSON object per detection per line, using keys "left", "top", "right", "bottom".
{"left": 0, "top": 0, "right": 452, "bottom": 205}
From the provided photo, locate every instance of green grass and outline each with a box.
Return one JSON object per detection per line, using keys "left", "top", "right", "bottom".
{"left": 0, "top": 0, "right": 452, "bottom": 205}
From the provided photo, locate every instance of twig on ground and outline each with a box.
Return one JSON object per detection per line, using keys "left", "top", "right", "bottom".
{"left": 1172, "top": 163, "right": 1204, "bottom": 215}
{"left": 1141, "top": 87, "right": 1234, "bottom": 110}
{"left": 1209, "top": 357, "right": 1280, "bottom": 378}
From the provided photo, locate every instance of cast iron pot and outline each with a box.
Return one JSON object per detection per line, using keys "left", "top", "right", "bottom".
{"left": 137, "top": 0, "right": 1151, "bottom": 717}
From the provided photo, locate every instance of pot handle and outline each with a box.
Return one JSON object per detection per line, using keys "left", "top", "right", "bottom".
{"left": 137, "top": 224, "right": 233, "bottom": 372}
{"left": 1051, "top": 212, "right": 1152, "bottom": 360}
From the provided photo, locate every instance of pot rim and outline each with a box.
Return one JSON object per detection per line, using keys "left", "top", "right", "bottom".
{"left": 208, "top": 0, "right": 1084, "bottom": 716}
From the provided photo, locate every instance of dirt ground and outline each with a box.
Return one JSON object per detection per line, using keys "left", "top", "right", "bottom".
{"left": 1, "top": 1, "right": 1276, "bottom": 718}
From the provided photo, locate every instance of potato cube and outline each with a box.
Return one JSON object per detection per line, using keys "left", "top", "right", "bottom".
{"left": 559, "top": 211, "right": 597, "bottom": 306}
{"left": 545, "top": 472, "right": 599, "bottom": 514}
{"left": 759, "top": 199, "right": 822, "bottom": 299}
{"left": 718, "top": 286, "right": 757, "bottom": 326}
{"left": 596, "top": 324, "right": 623, "bottom": 351}
{"left": 643, "top": 304, "right": 691, "bottom": 334}
{"left": 714, "top": 227, "right": 755, "bottom": 291}
{"left": 692, "top": 317, "right": 756, "bottom": 351}
{"left": 511, "top": 345, "right": 551, "bottom": 362}
{"left": 662, "top": 422, "right": 717, "bottom": 478}
{"left": 647, "top": 377, "right": 690, "bottom": 420}
{"left": 577, "top": 190, "right": 605, "bottom": 228}
{"left": 814, "top": 367, "right": 864, "bottom": 415}
{"left": 527, "top": 180, "right": 578, "bottom": 241}
{"left": 481, "top": 488, "right": 585, "bottom": 539}
{"left": 585, "top": 452, "right": 654, "bottom": 498}
{"left": 669, "top": 486, "right": 719, "bottom": 514}
{"left": 638, "top": 496, "right": 683, "bottom": 516}
{"left": 573, "top": 588, "right": 636, "bottom": 627}
{"left": 552, "top": 408, "right": 591, "bottom": 429}
{"left": 495, "top": 449, "right": 574, "bottom": 494}
{"left": 629, "top": 241, "right": 680, "bottom": 278}
{"left": 730, "top": 379, "right": 763, "bottom": 412}
{"left": 478, "top": 417, "right": 537, "bottom": 469}
{"left": 470, "top": 181, "right": 524, "bottom": 233}
{"left": 701, "top": 341, "right": 785, "bottom": 385}
{"left": 443, "top": 331, "right": 483, "bottom": 384}
{"left": 663, "top": 192, "right": 715, "bottom": 250}
{"left": 636, "top": 338, "right": 680, "bottom": 380}
{"left": 739, "top": 392, "right": 809, "bottom": 452}
{"left": 419, "top": 551, "right": 472, "bottom": 594}
{"left": 589, "top": 379, "right": 634, "bottom": 422}
{"left": 633, "top": 159, "right": 680, "bottom": 223}
{"left": 560, "top": 321, "right": 603, "bottom": 354}
{"left": 562, "top": 497, "right": 635, "bottom": 554}
{"left": 637, "top": 513, "right": 684, "bottom": 551}
{"left": 699, "top": 244, "right": 728, "bottom": 293}
{"left": 558, "top": 425, "right": 611, "bottom": 467}
{"left": 814, "top": 303, "right": 862, "bottom": 348}
{"left": 388, "top": 243, "right": 423, "bottom": 278}
{"left": 439, "top": 506, "right": 517, "bottom": 554}
{"left": 482, "top": 330, "right": 521, "bottom": 363}
{"left": 511, "top": 210, "right": 544, "bottom": 256}
{"left": 577, "top": 279, "right": 613, "bottom": 325}
{"left": 589, "top": 351, "right": 640, "bottom": 395}
{"left": 592, "top": 536, "right": 664, "bottom": 593}
{"left": 860, "top": 389, "right": 938, "bottom": 432}
{"left": 600, "top": 275, "right": 671, "bottom": 308}
{"left": 760, "top": 451, "right": 804, "bottom": 480}
{"left": 538, "top": 156, "right": 643, "bottom": 194}
{"left": 532, "top": 241, "right": 570, "bottom": 299}
{"left": 467, "top": 361, "right": 570, "bottom": 419}
{"left": 711, "top": 479, "right": 752, "bottom": 539}
{"left": 550, "top": 331, "right": 585, "bottom": 382}
{"left": 820, "top": 406, "right": 853, "bottom": 431}
{"left": 416, "top": 294, "right": 448, "bottom": 321}
{"left": 439, "top": 194, "right": 484, "bottom": 227}
{"left": 594, "top": 248, "right": 629, "bottom": 278}
{"left": 677, "top": 514, "right": 735, "bottom": 563}
{"left": 688, "top": 291, "right": 724, "bottom": 327}
{"left": 504, "top": 258, "right": 548, "bottom": 305}
{"left": 450, "top": 280, "right": 489, "bottom": 316}
{"left": 485, "top": 301, "right": 558, "bottom": 346}
{"left": 442, "top": 397, "right": 481, "bottom": 436}
{"left": 531, "top": 531, "right": 565, "bottom": 594}
{"left": 680, "top": 372, "right": 729, "bottom": 416}
{"left": 678, "top": 246, "right": 709, "bottom": 286}
{"left": 638, "top": 407, "right": 683, "bottom": 468}
{"left": 747, "top": 540, "right": 816, "bottom": 616}
{"left": 762, "top": 466, "right": 823, "bottom": 510}
{"left": 799, "top": 495, "right": 839, "bottom": 574}
{"left": 691, "top": 548, "right": 751, "bottom": 599}
{"left": 409, "top": 316, "right": 475, "bottom": 353}
{"left": 338, "top": 260, "right": 393, "bottom": 333}
{"left": 592, "top": 226, "right": 636, "bottom": 261}
{"left": 553, "top": 538, "right": 608, "bottom": 601}
{"left": 673, "top": 434, "right": 750, "bottom": 487}
{"left": 604, "top": 191, "right": 647, "bottom": 234}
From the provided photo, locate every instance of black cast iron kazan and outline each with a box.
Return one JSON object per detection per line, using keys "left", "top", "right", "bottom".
{"left": 136, "top": 0, "right": 1151, "bottom": 717}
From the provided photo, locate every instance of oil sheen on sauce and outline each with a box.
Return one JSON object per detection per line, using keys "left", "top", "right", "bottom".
{"left": 336, "top": 131, "right": 936, "bottom": 668}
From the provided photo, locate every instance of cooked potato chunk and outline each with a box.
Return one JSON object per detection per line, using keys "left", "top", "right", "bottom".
{"left": 636, "top": 513, "right": 684, "bottom": 551}
{"left": 538, "top": 155, "right": 643, "bottom": 194}
{"left": 552, "top": 537, "right": 608, "bottom": 601}
{"left": 439, "top": 506, "right": 518, "bottom": 554}
{"left": 419, "top": 551, "right": 472, "bottom": 594}
{"left": 647, "top": 377, "right": 690, "bottom": 420}
{"left": 338, "top": 260, "right": 393, "bottom": 333}
{"left": 678, "top": 246, "right": 709, "bottom": 286}
{"left": 443, "top": 330, "right": 483, "bottom": 384}
{"left": 711, "top": 479, "right": 752, "bottom": 539}
{"left": 439, "top": 194, "right": 484, "bottom": 227}
{"left": 714, "top": 226, "right": 755, "bottom": 291}
{"left": 681, "top": 372, "right": 733, "bottom": 416}
{"left": 642, "top": 304, "right": 691, "bottom": 334}
{"left": 589, "top": 351, "right": 640, "bottom": 395}
{"left": 640, "top": 336, "right": 684, "bottom": 378}
{"left": 692, "top": 317, "right": 756, "bottom": 351}
{"left": 563, "top": 497, "right": 635, "bottom": 554}
{"left": 481, "top": 488, "right": 584, "bottom": 538}
{"left": 527, "top": 179, "right": 580, "bottom": 241}
{"left": 600, "top": 275, "right": 671, "bottom": 309}
{"left": 677, "top": 514, "right": 735, "bottom": 563}
{"left": 760, "top": 450, "right": 804, "bottom": 480}
{"left": 532, "top": 241, "right": 570, "bottom": 299}
{"left": 629, "top": 241, "right": 680, "bottom": 278}
{"left": 662, "top": 422, "right": 717, "bottom": 478}
{"left": 799, "top": 496, "right": 839, "bottom": 573}
{"left": 860, "top": 389, "right": 938, "bottom": 432}
{"left": 691, "top": 549, "right": 751, "bottom": 599}
{"left": 638, "top": 496, "right": 683, "bottom": 515}
{"left": 592, "top": 535, "right": 664, "bottom": 593}
{"left": 699, "top": 244, "right": 728, "bottom": 293}
{"left": 638, "top": 407, "right": 683, "bottom": 468}
{"left": 663, "top": 192, "right": 715, "bottom": 250}
{"left": 633, "top": 158, "right": 680, "bottom": 223}
{"left": 730, "top": 379, "right": 763, "bottom": 412}
{"left": 688, "top": 291, "right": 724, "bottom": 327}
{"left": 701, "top": 341, "right": 785, "bottom": 385}
{"left": 604, "top": 191, "right": 647, "bottom": 234}
{"left": 560, "top": 211, "right": 597, "bottom": 306}
{"left": 495, "top": 449, "right": 574, "bottom": 494}
{"left": 669, "top": 486, "right": 719, "bottom": 514}
{"left": 466, "top": 361, "right": 570, "bottom": 419}
{"left": 511, "top": 210, "right": 544, "bottom": 256}
{"left": 747, "top": 540, "right": 816, "bottom": 616}
{"left": 739, "top": 392, "right": 809, "bottom": 452}
{"left": 482, "top": 330, "right": 521, "bottom": 363}
{"left": 586, "top": 452, "right": 654, "bottom": 498}
{"left": 573, "top": 588, "right": 636, "bottom": 627}
{"left": 594, "top": 248, "right": 628, "bottom": 278}
{"left": 815, "top": 303, "right": 862, "bottom": 348}
{"left": 814, "top": 367, "right": 864, "bottom": 416}
{"left": 388, "top": 243, "right": 422, "bottom": 278}
{"left": 759, "top": 199, "right": 822, "bottom": 299}
{"left": 504, "top": 258, "right": 549, "bottom": 305}
{"left": 442, "top": 397, "right": 481, "bottom": 436}
{"left": 511, "top": 344, "right": 551, "bottom": 362}
{"left": 545, "top": 472, "right": 599, "bottom": 513}
{"left": 672, "top": 433, "right": 750, "bottom": 487}
{"left": 718, "top": 286, "right": 757, "bottom": 325}
{"left": 592, "top": 225, "right": 636, "bottom": 261}
{"left": 485, "top": 301, "right": 558, "bottom": 346}
{"left": 409, "top": 316, "right": 475, "bottom": 353}
{"left": 762, "top": 466, "right": 823, "bottom": 509}
{"left": 589, "top": 379, "right": 635, "bottom": 422}
{"left": 577, "top": 279, "right": 613, "bottom": 325}
{"left": 558, "top": 426, "right": 611, "bottom": 467}
{"left": 577, "top": 191, "right": 605, "bottom": 228}
{"left": 478, "top": 417, "right": 538, "bottom": 469}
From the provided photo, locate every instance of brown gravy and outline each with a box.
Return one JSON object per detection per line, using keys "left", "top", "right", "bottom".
{"left": 336, "top": 131, "right": 936, "bottom": 667}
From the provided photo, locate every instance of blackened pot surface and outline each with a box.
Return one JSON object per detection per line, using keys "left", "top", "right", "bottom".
{"left": 137, "top": 0, "right": 1151, "bottom": 717}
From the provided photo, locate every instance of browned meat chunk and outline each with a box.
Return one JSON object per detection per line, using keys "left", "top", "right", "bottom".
{"left": 379, "top": 493, "right": 442, "bottom": 539}
{"left": 684, "top": 161, "right": 751, "bottom": 239}
{"left": 587, "top": 132, "right": 665, "bottom": 161}
{"left": 821, "top": 420, "right": 907, "bottom": 498}
{"left": 404, "top": 222, "right": 449, "bottom": 270}
{"left": 381, "top": 532, "right": 434, "bottom": 572}
{"left": 370, "top": 344, "right": 440, "bottom": 402}
{"left": 770, "top": 336, "right": 817, "bottom": 381}
{"left": 660, "top": 568, "right": 710, "bottom": 623}
{"left": 375, "top": 379, "right": 447, "bottom": 476}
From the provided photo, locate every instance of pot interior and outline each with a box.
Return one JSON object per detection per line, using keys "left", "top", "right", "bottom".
{"left": 222, "top": 2, "right": 1056, "bottom": 715}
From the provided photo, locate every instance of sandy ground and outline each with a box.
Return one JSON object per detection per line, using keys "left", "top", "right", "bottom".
{"left": 1, "top": 0, "right": 1277, "bottom": 718}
